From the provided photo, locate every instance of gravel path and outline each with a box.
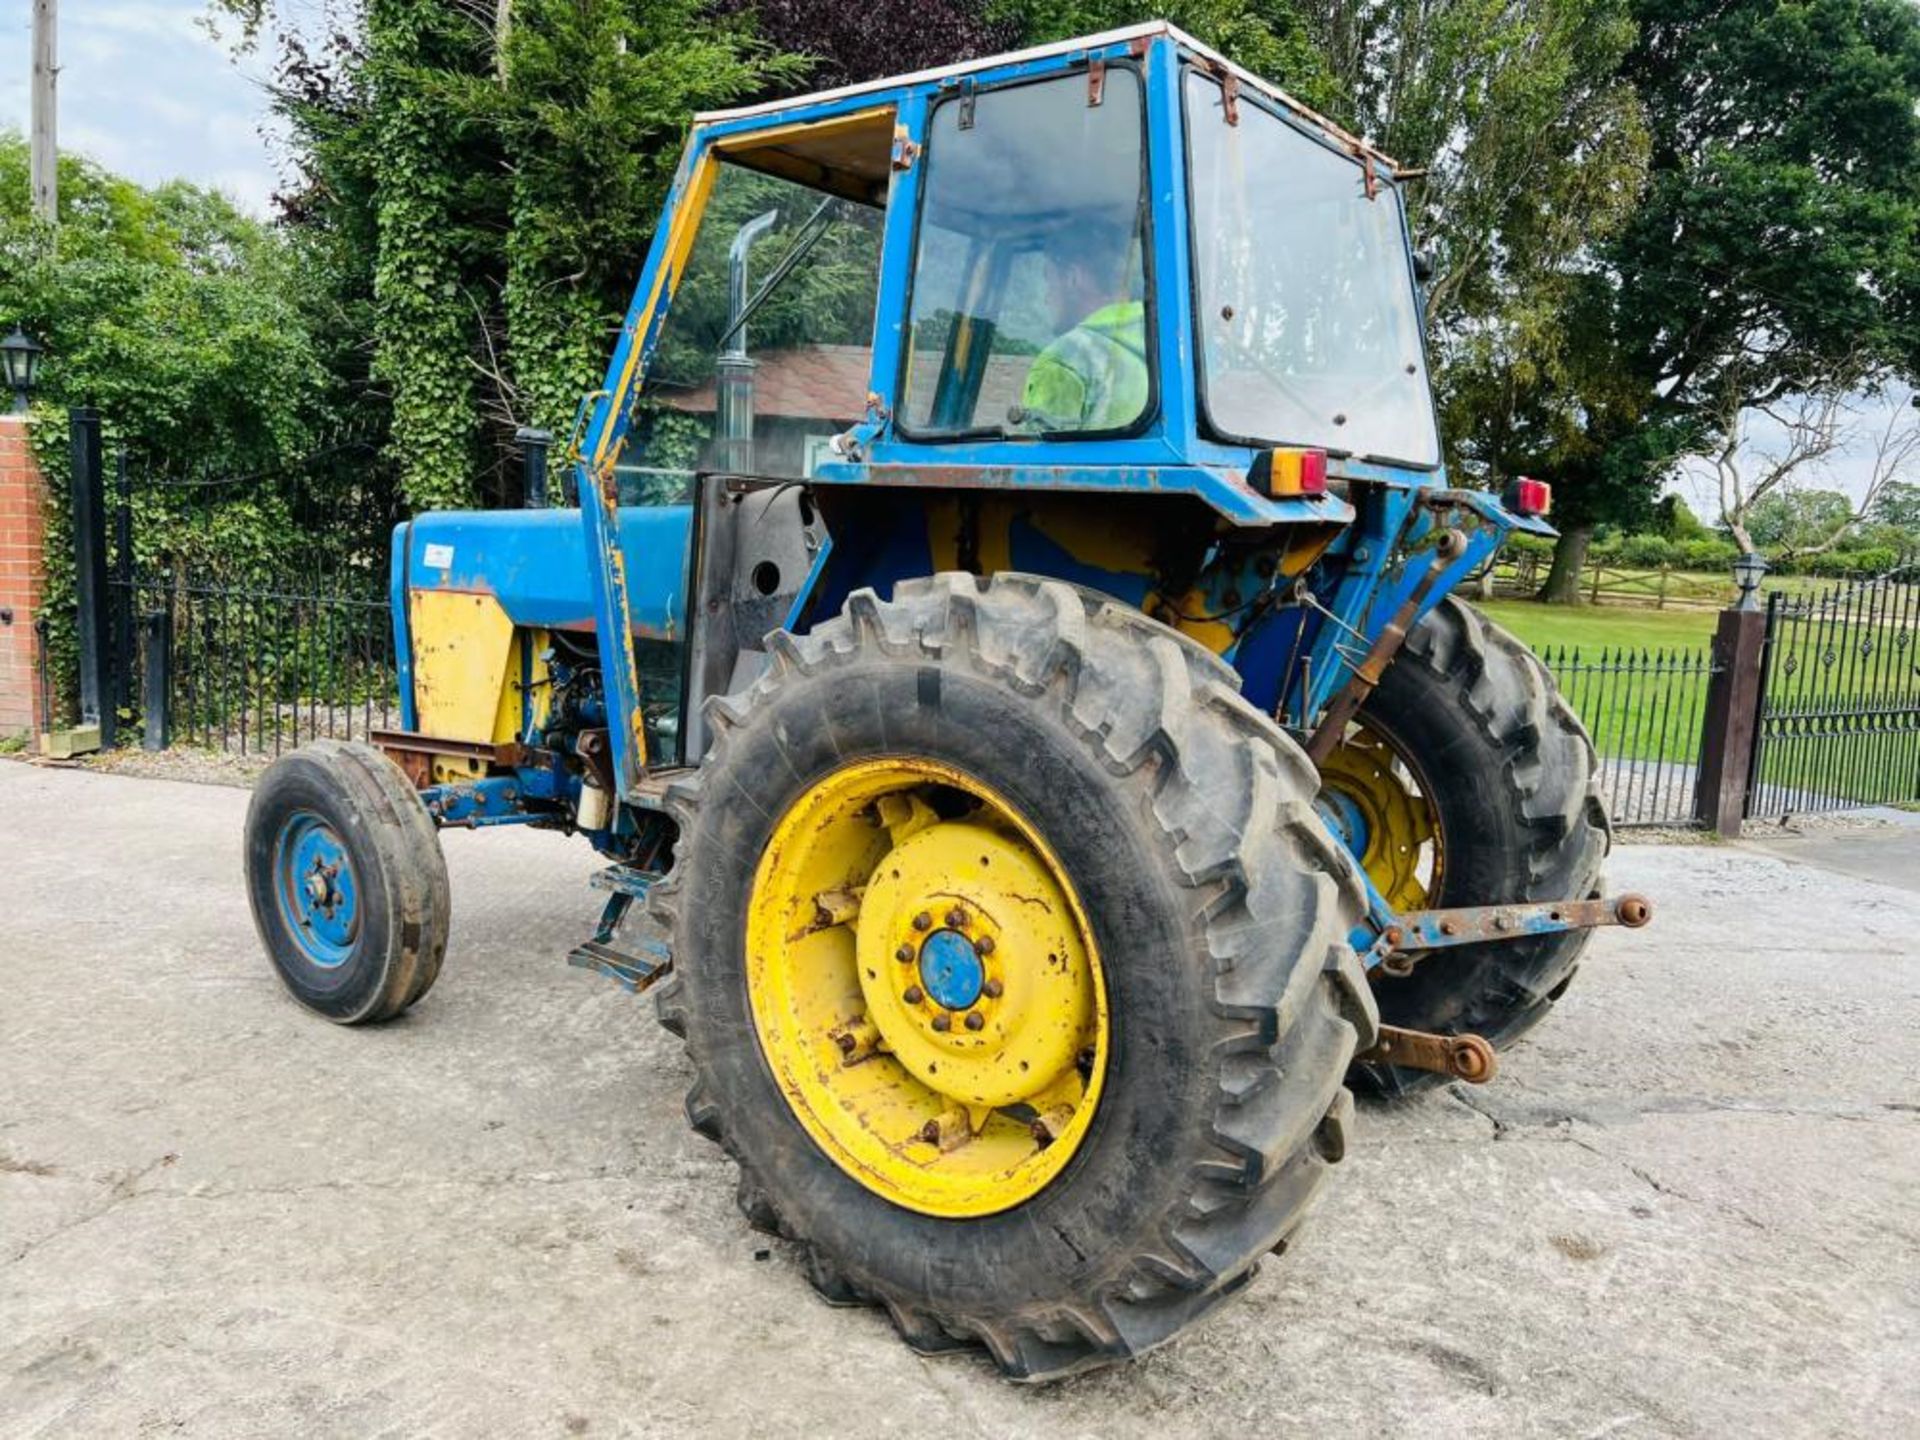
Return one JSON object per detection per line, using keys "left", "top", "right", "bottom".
{"left": 2, "top": 765, "right": 1916, "bottom": 1438}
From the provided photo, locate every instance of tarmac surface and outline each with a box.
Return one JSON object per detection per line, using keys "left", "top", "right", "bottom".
{"left": 2, "top": 762, "right": 1916, "bottom": 1438}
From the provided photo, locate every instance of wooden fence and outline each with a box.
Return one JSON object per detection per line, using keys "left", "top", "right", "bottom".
{"left": 1485, "top": 553, "right": 1733, "bottom": 610}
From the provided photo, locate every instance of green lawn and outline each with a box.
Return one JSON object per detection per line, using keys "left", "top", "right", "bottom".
{"left": 1472, "top": 599, "right": 1718, "bottom": 656}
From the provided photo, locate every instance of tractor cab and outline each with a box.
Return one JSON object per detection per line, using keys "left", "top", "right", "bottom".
{"left": 553, "top": 22, "right": 1494, "bottom": 799}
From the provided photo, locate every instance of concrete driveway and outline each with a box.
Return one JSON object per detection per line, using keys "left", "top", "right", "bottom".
{"left": 2, "top": 762, "right": 1916, "bottom": 1438}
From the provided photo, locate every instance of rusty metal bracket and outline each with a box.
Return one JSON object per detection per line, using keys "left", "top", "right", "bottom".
{"left": 1303, "top": 528, "right": 1465, "bottom": 765}
{"left": 1360, "top": 150, "right": 1378, "bottom": 201}
{"left": 372, "top": 729, "right": 528, "bottom": 789}
{"left": 575, "top": 728, "right": 616, "bottom": 797}
{"left": 1355, "top": 1025, "right": 1497, "bottom": 1084}
{"left": 956, "top": 77, "right": 976, "bottom": 130}
{"left": 1373, "top": 893, "right": 1654, "bottom": 975}
{"left": 1221, "top": 71, "right": 1240, "bottom": 126}
{"left": 1088, "top": 57, "right": 1106, "bottom": 107}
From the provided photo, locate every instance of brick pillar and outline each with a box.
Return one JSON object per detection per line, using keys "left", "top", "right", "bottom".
{"left": 0, "top": 415, "right": 49, "bottom": 736}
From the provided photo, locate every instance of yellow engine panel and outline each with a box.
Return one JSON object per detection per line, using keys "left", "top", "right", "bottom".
{"left": 406, "top": 590, "right": 549, "bottom": 777}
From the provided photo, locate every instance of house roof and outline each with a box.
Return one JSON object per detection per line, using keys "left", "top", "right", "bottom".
{"left": 664, "top": 343, "right": 1035, "bottom": 426}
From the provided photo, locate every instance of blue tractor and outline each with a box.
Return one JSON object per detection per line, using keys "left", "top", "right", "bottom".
{"left": 244, "top": 23, "right": 1649, "bottom": 1379}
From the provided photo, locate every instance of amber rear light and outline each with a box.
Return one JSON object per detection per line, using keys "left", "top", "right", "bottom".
{"left": 1251, "top": 448, "right": 1329, "bottom": 499}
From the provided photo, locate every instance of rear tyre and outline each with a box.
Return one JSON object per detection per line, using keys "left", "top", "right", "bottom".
{"left": 244, "top": 740, "right": 450, "bottom": 1023}
{"left": 650, "top": 574, "right": 1375, "bottom": 1379}
{"left": 1336, "top": 597, "right": 1608, "bottom": 1097}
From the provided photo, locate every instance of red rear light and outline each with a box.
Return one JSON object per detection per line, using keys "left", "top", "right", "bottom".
{"left": 1504, "top": 477, "right": 1552, "bottom": 517}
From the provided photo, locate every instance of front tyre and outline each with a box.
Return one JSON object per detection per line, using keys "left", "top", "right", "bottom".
{"left": 650, "top": 574, "right": 1374, "bottom": 1379}
{"left": 244, "top": 740, "right": 450, "bottom": 1023}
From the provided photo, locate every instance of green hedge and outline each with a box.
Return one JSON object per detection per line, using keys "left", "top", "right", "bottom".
{"left": 1499, "top": 529, "right": 1911, "bottom": 580}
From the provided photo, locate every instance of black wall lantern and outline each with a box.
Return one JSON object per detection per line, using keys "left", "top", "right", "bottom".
{"left": 2, "top": 326, "right": 45, "bottom": 414}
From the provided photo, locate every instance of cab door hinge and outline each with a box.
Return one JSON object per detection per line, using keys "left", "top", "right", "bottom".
{"left": 890, "top": 124, "right": 920, "bottom": 172}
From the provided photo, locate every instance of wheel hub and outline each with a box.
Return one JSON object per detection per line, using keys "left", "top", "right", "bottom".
{"left": 917, "top": 929, "right": 983, "bottom": 1010}
{"left": 275, "top": 812, "right": 360, "bottom": 966}
{"left": 1317, "top": 724, "right": 1440, "bottom": 913}
{"left": 855, "top": 821, "right": 1091, "bottom": 1110}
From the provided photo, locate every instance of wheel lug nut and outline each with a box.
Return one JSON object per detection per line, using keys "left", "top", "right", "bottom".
{"left": 903, "top": 986, "right": 923, "bottom": 1005}
{"left": 976, "top": 935, "right": 995, "bottom": 955}
{"left": 895, "top": 944, "right": 914, "bottom": 962}
{"left": 963, "top": 1012, "right": 984, "bottom": 1031}
{"left": 912, "top": 912, "right": 932, "bottom": 932}
{"left": 982, "top": 979, "right": 1003, "bottom": 999}
{"left": 931, "top": 1013, "right": 951, "bottom": 1033}
{"left": 946, "top": 907, "right": 967, "bottom": 928}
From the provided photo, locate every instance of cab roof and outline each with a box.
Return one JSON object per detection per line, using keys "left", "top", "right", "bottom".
{"left": 692, "top": 21, "right": 1399, "bottom": 172}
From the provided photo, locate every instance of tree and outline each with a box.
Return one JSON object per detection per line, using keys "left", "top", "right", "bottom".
{"left": 1262, "top": 3, "right": 1647, "bottom": 605}
{"left": 1652, "top": 493, "right": 1709, "bottom": 541}
{"left": 0, "top": 134, "right": 325, "bottom": 473}
{"left": 728, "top": 0, "right": 1019, "bottom": 90}
{"left": 0, "top": 132, "right": 343, "bottom": 723}
{"left": 220, "top": 0, "right": 801, "bottom": 509}
{"left": 1872, "top": 480, "right": 1920, "bottom": 538}
{"left": 487, "top": 0, "right": 804, "bottom": 479}
{"left": 998, "top": 0, "right": 1334, "bottom": 96}
{"left": 1711, "top": 385, "right": 1920, "bottom": 555}
{"left": 1532, "top": 0, "right": 1920, "bottom": 599}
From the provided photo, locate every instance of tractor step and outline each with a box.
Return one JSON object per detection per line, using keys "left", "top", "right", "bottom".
{"left": 567, "top": 935, "right": 672, "bottom": 994}
{"left": 567, "top": 877, "right": 673, "bottom": 995}
{"left": 589, "top": 863, "right": 662, "bottom": 899}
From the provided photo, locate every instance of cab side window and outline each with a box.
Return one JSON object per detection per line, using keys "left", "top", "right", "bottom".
{"left": 901, "top": 69, "right": 1153, "bottom": 439}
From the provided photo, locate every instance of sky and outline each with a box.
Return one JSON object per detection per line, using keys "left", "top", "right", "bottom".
{"left": 0, "top": 0, "right": 286, "bottom": 216}
{"left": 3, "top": 1, "right": 1912, "bottom": 516}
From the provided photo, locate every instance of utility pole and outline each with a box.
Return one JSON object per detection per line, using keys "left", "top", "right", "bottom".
{"left": 30, "top": 0, "right": 58, "bottom": 221}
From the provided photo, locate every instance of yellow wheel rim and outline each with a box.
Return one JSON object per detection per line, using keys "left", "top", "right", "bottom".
{"left": 1317, "top": 723, "right": 1442, "bottom": 913}
{"left": 746, "top": 758, "right": 1109, "bottom": 1218}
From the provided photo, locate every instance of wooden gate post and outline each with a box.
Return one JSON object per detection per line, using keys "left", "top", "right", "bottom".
{"left": 1694, "top": 606, "right": 1769, "bottom": 836}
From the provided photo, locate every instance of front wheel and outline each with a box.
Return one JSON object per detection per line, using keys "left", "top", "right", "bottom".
{"left": 244, "top": 740, "right": 450, "bottom": 1023}
{"left": 650, "top": 574, "right": 1375, "bottom": 1379}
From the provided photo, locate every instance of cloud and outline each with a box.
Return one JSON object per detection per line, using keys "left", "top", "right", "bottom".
{"left": 0, "top": 0, "right": 280, "bottom": 216}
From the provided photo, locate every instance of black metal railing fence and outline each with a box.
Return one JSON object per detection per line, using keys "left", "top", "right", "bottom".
{"left": 122, "top": 572, "right": 397, "bottom": 756}
{"left": 1749, "top": 564, "right": 1920, "bottom": 817}
{"left": 84, "top": 412, "right": 401, "bottom": 756}
{"left": 1536, "top": 643, "right": 1719, "bottom": 827}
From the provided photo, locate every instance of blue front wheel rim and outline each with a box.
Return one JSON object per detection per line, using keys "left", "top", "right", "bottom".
{"left": 273, "top": 811, "right": 361, "bottom": 968}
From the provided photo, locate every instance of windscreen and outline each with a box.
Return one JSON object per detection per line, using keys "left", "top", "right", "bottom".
{"left": 1186, "top": 72, "right": 1439, "bottom": 467}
